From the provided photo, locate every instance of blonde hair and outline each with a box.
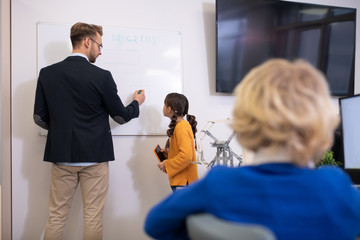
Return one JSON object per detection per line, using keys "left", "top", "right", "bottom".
{"left": 70, "top": 22, "right": 103, "bottom": 48}
{"left": 232, "top": 59, "right": 339, "bottom": 166}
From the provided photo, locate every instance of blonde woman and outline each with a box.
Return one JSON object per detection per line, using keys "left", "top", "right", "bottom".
{"left": 144, "top": 59, "right": 360, "bottom": 240}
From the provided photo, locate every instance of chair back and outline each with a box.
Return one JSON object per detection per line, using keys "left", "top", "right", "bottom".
{"left": 186, "top": 213, "right": 276, "bottom": 240}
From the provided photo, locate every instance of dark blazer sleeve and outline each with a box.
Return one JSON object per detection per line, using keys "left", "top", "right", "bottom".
{"left": 33, "top": 69, "right": 49, "bottom": 129}
{"left": 102, "top": 70, "right": 139, "bottom": 124}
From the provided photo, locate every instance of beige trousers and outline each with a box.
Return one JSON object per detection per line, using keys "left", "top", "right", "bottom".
{"left": 44, "top": 162, "right": 109, "bottom": 240}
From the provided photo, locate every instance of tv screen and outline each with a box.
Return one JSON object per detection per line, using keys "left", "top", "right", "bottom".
{"left": 339, "top": 94, "right": 360, "bottom": 185}
{"left": 216, "top": 0, "right": 356, "bottom": 96}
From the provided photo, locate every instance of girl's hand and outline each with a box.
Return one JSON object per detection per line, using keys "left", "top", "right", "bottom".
{"left": 157, "top": 161, "right": 167, "bottom": 173}
{"left": 160, "top": 148, "right": 168, "bottom": 159}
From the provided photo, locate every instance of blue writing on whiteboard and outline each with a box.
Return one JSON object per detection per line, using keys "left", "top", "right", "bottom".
{"left": 112, "top": 34, "right": 158, "bottom": 47}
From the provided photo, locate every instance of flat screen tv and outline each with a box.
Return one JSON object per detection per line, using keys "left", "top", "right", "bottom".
{"left": 339, "top": 94, "right": 360, "bottom": 185}
{"left": 216, "top": 0, "right": 356, "bottom": 96}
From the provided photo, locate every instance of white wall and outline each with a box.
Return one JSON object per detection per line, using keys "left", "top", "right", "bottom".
{"left": 11, "top": 0, "right": 360, "bottom": 239}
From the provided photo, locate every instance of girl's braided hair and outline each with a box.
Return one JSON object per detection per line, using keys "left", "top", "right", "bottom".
{"left": 164, "top": 93, "right": 197, "bottom": 150}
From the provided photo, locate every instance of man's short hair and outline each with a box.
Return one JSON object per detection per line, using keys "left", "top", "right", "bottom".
{"left": 70, "top": 22, "right": 103, "bottom": 48}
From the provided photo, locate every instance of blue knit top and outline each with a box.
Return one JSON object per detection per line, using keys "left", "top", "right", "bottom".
{"left": 145, "top": 163, "right": 360, "bottom": 240}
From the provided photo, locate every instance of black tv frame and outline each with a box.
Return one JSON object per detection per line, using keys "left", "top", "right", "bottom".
{"left": 216, "top": 0, "right": 356, "bottom": 97}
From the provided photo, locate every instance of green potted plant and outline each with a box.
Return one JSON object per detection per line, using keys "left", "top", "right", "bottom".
{"left": 316, "top": 150, "right": 342, "bottom": 168}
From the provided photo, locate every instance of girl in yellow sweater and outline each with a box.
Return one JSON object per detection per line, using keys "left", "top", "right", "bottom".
{"left": 158, "top": 93, "right": 199, "bottom": 192}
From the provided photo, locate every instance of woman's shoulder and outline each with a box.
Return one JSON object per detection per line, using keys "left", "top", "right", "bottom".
{"left": 315, "top": 166, "right": 354, "bottom": 185}
{"left": 206, "top": 165, "right": 245, "bottom": 179}
{"left": 316, "top": 166, "right": 348, "bottom": 177}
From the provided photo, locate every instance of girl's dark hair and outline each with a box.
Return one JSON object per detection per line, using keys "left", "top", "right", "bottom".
{"left": 164, "top": 93, "right": 197, "bottom": 149}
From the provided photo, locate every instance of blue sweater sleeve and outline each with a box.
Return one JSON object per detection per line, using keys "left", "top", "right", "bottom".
{"left": 144, "top": 176, "right": 210, "bottom": 239}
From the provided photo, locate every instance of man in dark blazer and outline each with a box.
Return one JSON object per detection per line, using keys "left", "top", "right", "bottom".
{"left": 33, "top": 22, "right": 145, "bottom": 240}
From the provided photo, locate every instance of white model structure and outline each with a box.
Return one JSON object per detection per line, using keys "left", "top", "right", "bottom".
{"left": 196, "top": 119, "right": 242, "bottom": 168}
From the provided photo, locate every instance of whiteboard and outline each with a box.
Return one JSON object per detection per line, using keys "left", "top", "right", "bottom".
{"left": 37, "top": 22, "right": 183, "bottom": 135}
